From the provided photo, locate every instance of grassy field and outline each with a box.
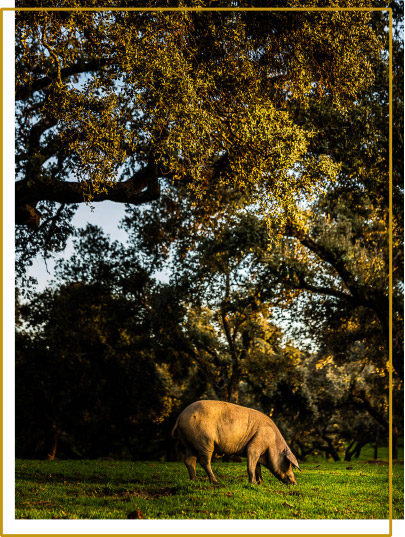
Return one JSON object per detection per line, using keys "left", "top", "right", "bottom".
{"left": 16, "top": 449, "right": 403, "bottom": 520}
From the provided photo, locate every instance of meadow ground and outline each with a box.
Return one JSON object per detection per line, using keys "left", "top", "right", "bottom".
{"left": 15, "top": 448, "right": 403, "bottom": 520}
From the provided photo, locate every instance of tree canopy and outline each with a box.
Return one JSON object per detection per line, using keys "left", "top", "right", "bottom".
{"left": 16, "top": 1, "right": 382, "bottom": 229}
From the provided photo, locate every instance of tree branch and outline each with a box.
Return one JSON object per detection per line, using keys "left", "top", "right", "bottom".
{"left": 296, "top": 274, "right": 356, "bottom": 304}
{"left": 16, "top": 58, "right": 110, "bottom": 100}
{"left": 283, "top": 224, "right": 403, "bottom": 381}
{"left": 289, "top": 228, "right": 363, "bottom": 303}
{"left": 350, "top": 389, "right": 389, "bottom": 430}
{"left": 15, "top": 160, "right": 160, "bottom": 226}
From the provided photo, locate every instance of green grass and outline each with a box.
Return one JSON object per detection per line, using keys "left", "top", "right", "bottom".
{"left": 15, "top": 457, "right": 403, "bottom": 520}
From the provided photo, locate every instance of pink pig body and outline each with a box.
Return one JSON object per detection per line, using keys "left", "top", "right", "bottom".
{"left": 171, "top": 400, "right": 300, "bottom": 485}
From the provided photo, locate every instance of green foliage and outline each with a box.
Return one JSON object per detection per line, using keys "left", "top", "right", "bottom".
{"left": 15, "top": 458, "right": 404, "bottom": 519}
{"left": 16, "top": 1, "right": 383, "bottom": 235}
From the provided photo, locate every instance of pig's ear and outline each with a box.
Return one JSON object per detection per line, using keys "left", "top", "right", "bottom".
{"left": 284, "top": 449, "right": 302, "bottom": 471}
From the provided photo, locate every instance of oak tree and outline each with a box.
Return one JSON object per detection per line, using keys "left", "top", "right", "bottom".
{"left": 16, "top": 1, "right": 381, "bottom": 248}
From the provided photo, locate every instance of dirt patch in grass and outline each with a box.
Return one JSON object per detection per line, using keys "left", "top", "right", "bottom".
{"left": 22, "top": 500, "right": 56, "bottom": 507}
{"left": 288, "top": 490, "right": 303, "bottom": 496}
{"left": 94, "top": 486, "right": 179, "bottom": 500}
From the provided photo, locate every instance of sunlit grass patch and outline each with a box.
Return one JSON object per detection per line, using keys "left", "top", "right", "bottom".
{"left": 15, "top": 458, "right": 403, "bottom": 520}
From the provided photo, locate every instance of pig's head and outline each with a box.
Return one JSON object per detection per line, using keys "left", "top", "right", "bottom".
{"left": 272, "top": 448, "right": 301, "bottom": 485}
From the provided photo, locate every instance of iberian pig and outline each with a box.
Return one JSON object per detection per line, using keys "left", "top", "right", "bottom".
{"left": 171, "top": 400, "right": 300, "bottom": 485}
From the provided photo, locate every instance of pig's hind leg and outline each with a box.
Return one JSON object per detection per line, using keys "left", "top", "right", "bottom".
{"left": 178, "top": 431, "right": 198, "bottom": 481}
{"left": 198, "top": 448, "right": 218, "bottom": 485}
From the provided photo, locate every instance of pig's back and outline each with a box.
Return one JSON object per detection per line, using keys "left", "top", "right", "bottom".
{"left": 178, "top": 400, "right": 271, "bottom": 455}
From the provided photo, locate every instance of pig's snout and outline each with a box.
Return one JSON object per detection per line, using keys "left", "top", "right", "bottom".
{"left": 282, "top": 471, "right": 297, "bottom": 485}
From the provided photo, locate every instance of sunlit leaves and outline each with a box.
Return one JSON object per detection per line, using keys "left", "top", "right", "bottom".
{"left": 47, "top": 87, "right": 136, "bottom": 198}
{"left": 16, "top": 6, "right": 382, "bottom": 224}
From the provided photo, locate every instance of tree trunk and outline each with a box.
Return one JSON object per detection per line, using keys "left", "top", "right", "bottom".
{"left": 296, "top": 440, "right": 314, "bottom": 461}
{"left": 344, "top": 439, "right": 356, "bottom": 461}
{"left": 327, "top": 447, "right": 340, "bottom": 462}
{"left": 324, "top": 435, "right": 340, "bottom": 461}
{"left": 392, "top": 427, "right": 399, "bottom": 460}
{"left": 45, "top": 421, "right": 58, "bottom": 460}
{"left": 354, "top": 441, "right": 366, "bottom": 459}
{"left": 226, "top": 380, "right": 239, "bottom": 404}
{"left": 166, "top": 438, "right": 183, "bottom": 462}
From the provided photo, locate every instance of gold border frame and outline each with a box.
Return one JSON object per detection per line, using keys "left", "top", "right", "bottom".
{"left": 0, "top": 5, "right": 3, "bottom": 537}
{"left": 1, "top": 4, "right": 394, "bottom": 537}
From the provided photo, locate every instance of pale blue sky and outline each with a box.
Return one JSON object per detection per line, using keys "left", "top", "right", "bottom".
{"left": 27, "top": 200, "right": 171, "bottom": 289}
{"left": 27, "top": 201, "right": 129, "bottom": 290}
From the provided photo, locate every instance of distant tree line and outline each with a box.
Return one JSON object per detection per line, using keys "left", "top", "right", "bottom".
{"left": 15, "top": 218, "right": 402, "bottom": 461}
